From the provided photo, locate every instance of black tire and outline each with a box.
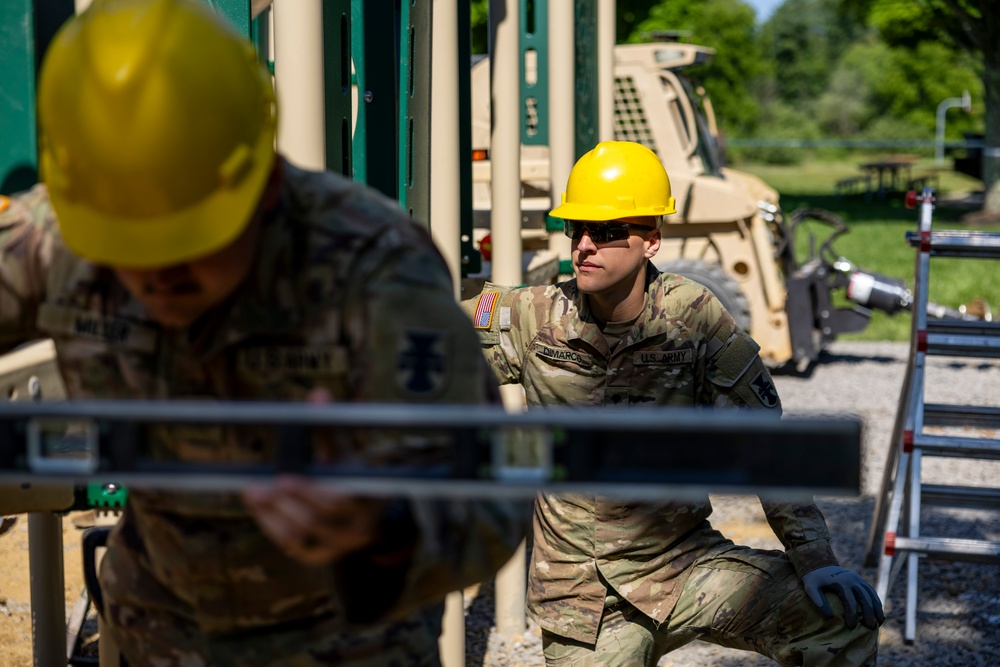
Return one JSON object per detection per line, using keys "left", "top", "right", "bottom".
{"left": 655, "top": 258, "right": 752, "bottom": 333}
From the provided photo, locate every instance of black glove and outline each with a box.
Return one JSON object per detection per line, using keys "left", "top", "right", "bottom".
{"left": 801, "top": 565, "right": 885, "bottom": 630}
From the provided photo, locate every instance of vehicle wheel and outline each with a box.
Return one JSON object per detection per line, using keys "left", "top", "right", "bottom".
{"left": 655, "top": 258, "right": 752, "bottom": 333}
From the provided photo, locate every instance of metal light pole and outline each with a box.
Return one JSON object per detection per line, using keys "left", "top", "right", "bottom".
{"left": 935, "top": 90, "right": 971, "bottom": 165}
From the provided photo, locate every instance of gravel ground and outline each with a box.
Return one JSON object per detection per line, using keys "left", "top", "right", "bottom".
{"left": 465, "top": 341, "right": 1000, "bottom": 666}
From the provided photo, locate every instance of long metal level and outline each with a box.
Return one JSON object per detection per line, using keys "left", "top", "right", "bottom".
{"left": 0, "top": 401, "right": 861, "bottom": 500}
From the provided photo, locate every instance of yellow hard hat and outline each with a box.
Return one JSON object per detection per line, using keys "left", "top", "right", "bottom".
{"left": 550, "top": 141, "right": 676, "bottom": 223}
{"left": 38, "top": 0, "right": 277, "bottom": 268}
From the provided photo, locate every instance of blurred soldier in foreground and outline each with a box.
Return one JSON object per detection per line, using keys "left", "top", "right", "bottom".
{"left": 0, "top": 0, "right": 523, "bottom": 663}
{"left": 463, "top": 141, "right": 883, "bottom": 666}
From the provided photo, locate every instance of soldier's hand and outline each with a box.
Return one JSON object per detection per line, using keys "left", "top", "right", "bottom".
{"left": 243, "top": 475, "right": 385, "bottom": 566}
{"left": 801, "top": 565, "right": 885, "bottom": 630}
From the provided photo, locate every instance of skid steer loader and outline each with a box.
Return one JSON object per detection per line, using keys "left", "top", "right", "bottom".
{"left": 468, "top": 40, "right": 966, "bottom": 370}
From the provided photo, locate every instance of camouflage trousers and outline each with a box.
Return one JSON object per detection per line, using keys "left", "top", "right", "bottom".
{"left": 98, "top": 520, "right": 443, "bottom": 667}
{"left": 542, "top": 545, "right": 878, "bottom": 667}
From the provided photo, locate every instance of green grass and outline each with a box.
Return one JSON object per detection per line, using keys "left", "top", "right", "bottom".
{"left": 736, "top": 158, "right": 1000, "bottom": 342}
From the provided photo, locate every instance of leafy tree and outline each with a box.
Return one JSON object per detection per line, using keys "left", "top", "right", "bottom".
{"left": 616, "top": 0, "right": 664, "bottom": 42}
{"left": 759, "top": 0, "right": 866, "bottom": 108}
{"left": 847, "top": 0, "right": 1000, "bottom": 213}
{"left": 818, "top": 38, "right": 982, "bottom": 140}
{"left": 625, "top": 0, "right": 765, "bottom": 135}
{"left": 815, "top": 61, "right": 872, "bottom": 135}
{"left": 470, "top": 0, "right": 488, "bottom": 54}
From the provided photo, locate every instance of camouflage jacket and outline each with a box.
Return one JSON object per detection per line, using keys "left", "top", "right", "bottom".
{"left": 463, "top": 268, "right": 839, "bottom": 644}
{"left": 0, "top": 163, "right": 524, "bottom": 634}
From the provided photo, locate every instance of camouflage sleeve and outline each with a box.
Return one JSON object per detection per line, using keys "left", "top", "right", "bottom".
{"left": 459, "top": 282, "right": 523, "bottom": 385}
{"left": 335, "top": 239, "right": 527, "bottom": 623}
{"left": 697, "top": 288, "right": 839, "bottom": 576}
{"left": 0, "top": 186, "right": 58, "bottom": 349}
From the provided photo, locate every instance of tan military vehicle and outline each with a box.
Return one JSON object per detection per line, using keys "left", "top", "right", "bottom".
{"left": 469, "top": 41, "right": 921, "bottom": 370}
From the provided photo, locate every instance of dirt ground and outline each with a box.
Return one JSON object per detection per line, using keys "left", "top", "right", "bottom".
{"left": 0, "top": 511, "right": 107, "bottom": 667}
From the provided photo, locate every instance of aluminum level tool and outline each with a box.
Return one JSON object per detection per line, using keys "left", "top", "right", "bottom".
{"left": 0, "top": 401, "right": 861, "bottom": 500}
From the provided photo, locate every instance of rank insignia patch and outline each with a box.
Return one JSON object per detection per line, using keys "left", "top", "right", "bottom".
{"left": 397, "top": 330, "right": 447, "bottom": 395}
{"left": 473, "top": 291, "right": 499, "bottom": 329}
{"left": 750, "top": 370, "right": 779, "bottom": 408}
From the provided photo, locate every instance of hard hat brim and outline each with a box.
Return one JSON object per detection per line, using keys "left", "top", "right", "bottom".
{"left": 48, "top": 133, "right": 275, "bottom": 269}
{"left": 550, "top": 198, "right": 676, "bottom": 221}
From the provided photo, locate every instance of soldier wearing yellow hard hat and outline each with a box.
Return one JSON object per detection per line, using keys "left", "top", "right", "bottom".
{"left": 0, "top": 0, "right": 525, "bottom": 663}
{"left": 463, "top": 140, "right": 882, "bottom": 667}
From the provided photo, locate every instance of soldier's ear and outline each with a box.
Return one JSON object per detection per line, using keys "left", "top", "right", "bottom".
{"left": 643, "top": 229, "right": 661, "bottom": 258}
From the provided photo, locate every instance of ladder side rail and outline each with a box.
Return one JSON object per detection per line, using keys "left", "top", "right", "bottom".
{"left": 875, "top": 187, "right": 934, "bottom": 601}
{"left": 865, "top": 343, "right": 916, "bottom": 566}
{"left": 876, "top": 356, "right": 925, "bottom": 601}
{"left": 904, "top": 447, "right": 923, "bottom": 644}
{"left": 900, "top": 188, "right": 934, "bottom": 642}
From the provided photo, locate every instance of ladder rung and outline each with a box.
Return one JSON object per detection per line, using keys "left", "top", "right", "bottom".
{"left": 911, "top": 433, "right": 1000, "bottom": 458}
{"left": 891, "top": 536, "right": 1000, "bottom": 563}
{"left": 924, "top": 404, "right": 1000, "bottom": 430}
{"left": 906, "top": 229, "right": 1000, "bottom": 258}
{"left": 926, "top": 319, "right": 1000, "bottom": 338}
{"left": 924, "top": 321, "right": 1000, "bottom": 358}
{"left": 922, "top": 484, "right": 1000, "bottom": 510}
{"left": 926, "top": 319, "right": 1000, "bottom": 337}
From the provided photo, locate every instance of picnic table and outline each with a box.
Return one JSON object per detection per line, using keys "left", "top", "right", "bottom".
{"left": 858, "top": 155, "right": 919, "bottom": 199}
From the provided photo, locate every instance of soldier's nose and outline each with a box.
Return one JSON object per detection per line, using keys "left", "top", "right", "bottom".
{"left": 576, "top": 231, "right": 596, "bottom": 251}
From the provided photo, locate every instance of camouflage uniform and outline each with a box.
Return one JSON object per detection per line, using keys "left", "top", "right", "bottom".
{"left": 0, "top": 163, "right": 525, "bottom": 666}
{"left": 463, "top": 269, "right": 878, "bottom": 666}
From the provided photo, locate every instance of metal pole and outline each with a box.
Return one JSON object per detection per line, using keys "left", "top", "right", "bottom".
{"left": 597, "top": 0, "right": 615, "bottom": 142}
{"left": 491, "top": 0, "right": 525, "bottom": 631}
{"left": 28, "top": 513, "right": 65, "bottom": 667}
{"left": 273, "top": 0, "right": 326, "bottom": 170}
{"left": 95, "top": 541, "right": 123, "bottom": 667}
{"left": 431, "top": 0, "right": 462, "bottom": 296}
{"left": 495, "top": 384, "right": 527, "bottom": 638}
{"left": 430, "top": 4, "right": 467, "bottom": 663}
{"left": 935, "top": 92, "right": 971, "bottom": 166}
{"left": 489, "top": 0, "right": 523, "bottom": 288}
{"left": 547, "top": 0, "right": 574, "bottom": 268}
{"left": 439, "top": 592, "right": 465, "bottom": 667}
{"left": 495, "top": 537, "right": 527, "bottom": 639}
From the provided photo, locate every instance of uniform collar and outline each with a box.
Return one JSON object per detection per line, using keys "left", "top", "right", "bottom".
{"left": 186, "top": 182, "right": 303, "bottom": 359}
{"left": 564, "top": 262, "right": 664, "bottom": 357}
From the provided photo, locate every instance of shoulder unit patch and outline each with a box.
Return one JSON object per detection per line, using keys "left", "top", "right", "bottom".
{"left": 749, "top": 370, "right": 779, "bottom": 408}
{"left": 397, "top": 329, "right": 448, "bottom": 396}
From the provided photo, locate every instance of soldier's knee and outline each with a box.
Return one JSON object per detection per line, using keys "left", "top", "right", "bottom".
{"left": 776, "top": 593, "right": 879, "bottom": 666}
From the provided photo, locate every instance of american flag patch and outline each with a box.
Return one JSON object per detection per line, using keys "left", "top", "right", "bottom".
{"left": 473, "top": 291, "right": 499, "bottom": 329}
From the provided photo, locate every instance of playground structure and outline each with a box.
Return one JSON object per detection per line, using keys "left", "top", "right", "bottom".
{"left": 0, "top": 2, "right": 645, "bottom": 665}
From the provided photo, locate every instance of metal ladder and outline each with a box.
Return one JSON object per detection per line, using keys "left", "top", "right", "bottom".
{"left": 864, "top": 188, "right": 1000, "bottom": 643}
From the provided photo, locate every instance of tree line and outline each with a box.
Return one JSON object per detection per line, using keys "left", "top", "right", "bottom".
{"left": 627, "top": 0, "right": 988, "bottom": 159}
{"left": 473, "top": 0, "right": 998, "bottom": 213}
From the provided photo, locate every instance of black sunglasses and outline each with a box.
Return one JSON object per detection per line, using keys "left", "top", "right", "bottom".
{"left": 563, "top": 220, "right": 653, "bottom": 243}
